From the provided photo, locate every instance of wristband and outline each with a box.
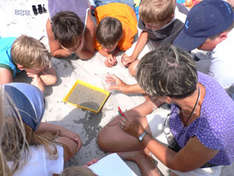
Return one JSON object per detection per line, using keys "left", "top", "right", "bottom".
{"left": 138, "top": 131, "right": 147, "bottom": 142}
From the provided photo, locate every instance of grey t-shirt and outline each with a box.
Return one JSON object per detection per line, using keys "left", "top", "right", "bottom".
{"left": 138, "top": 18, "right": 184, "bottom": 48}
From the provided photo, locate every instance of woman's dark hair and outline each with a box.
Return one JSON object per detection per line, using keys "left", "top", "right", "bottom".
{"left": 137, "top": 45, "right": 198, "bottom": 98}
{"left": 52, "top": 11, "right": 84, "bottom": 48}
{"left": 96, "top": 17, "right": 122, "bottom": 47}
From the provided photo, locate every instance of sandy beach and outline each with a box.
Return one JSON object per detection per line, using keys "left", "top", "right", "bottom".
{"left": 1, "top": 0, "right": 233, "bottom": 175}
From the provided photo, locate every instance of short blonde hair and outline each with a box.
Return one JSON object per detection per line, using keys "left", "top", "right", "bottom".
{"left": 11, "top": 35, "right": 51, "bottom": 68}
{"left": 139, "top": 0, "right": 176, "bottom": 25}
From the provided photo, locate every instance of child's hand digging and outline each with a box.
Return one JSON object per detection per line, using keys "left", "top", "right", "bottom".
{"left": 105, "top": 55, "right": 117, "bottom": 67}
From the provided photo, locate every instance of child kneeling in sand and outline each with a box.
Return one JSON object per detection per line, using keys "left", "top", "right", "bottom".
{"left": 0, "top": 35, "right": 57, "bottom": 92}
{"left": 94, "top": 0, "right": 138, "bottom": 67}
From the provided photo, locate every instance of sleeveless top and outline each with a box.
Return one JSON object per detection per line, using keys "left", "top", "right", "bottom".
{"left": 48, "top": 0, "right": 89, "bottom": 25}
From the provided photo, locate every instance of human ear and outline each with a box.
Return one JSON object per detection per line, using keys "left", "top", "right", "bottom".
{"left": 16, "top": 64, "right": 24, "bottom": 71}
{"left": 165, "top": 96, "right": 172, "bottom": 104}
{"left": 218, "top": 32, "right": 228, "bottom": 43}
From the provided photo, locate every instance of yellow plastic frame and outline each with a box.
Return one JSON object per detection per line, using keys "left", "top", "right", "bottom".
{"left": 63, "top": 80, "right": 110, "bottom": 113}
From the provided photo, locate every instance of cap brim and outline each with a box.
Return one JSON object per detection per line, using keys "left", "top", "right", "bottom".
{"left": 173, "top": 29, "right": 207, "bottom": 51}
{"left": 4, "top": 83, "right": 44, "bottom": 131}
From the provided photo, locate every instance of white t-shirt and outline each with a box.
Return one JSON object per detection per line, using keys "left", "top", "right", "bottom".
{"left": 209, "top": 29, "right": 234, "bottom": 93}
{"left": 8, "top": 145, "right": 64, "bottom": 176}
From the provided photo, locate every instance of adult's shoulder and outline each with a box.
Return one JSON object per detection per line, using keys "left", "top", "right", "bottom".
{"left": 198, "top": 72, "right": 234, "bottom": 121}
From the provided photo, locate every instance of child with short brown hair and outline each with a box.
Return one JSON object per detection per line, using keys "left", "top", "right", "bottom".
{"left": 94, "top": 0, "right": 138, "bottom": 67}
{"left": 0, "top": 35, "right": 57, "bottom": 92}
{"left": 47, "top": 0, "right": 96, "bottom": 59}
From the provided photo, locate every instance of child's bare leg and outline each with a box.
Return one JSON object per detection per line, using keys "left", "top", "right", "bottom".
{"left": 128, "top": 59, "right": 139, "bottom": 77}
{"left": 118, "top": 150, "right": 161, "bottom": 176}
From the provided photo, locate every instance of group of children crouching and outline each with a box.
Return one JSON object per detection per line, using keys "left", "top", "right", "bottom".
{"left": 1, "top": 0, "right": 234, "bottom": 176}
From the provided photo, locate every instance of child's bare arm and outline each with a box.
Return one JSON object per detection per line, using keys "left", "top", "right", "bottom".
{"left": 40, "top": 67, "right": 57, "bottom": 86}
{"left": 131, "top": 31, "right": 148, "bottom": 59}
{"left": 121, "top": 31, "right": 148, "bottom": 66}
{"left": 75, "top": 10, "right": 96, "bottom": 60}
{"left": 36, "top": 122, "right": 82, "bottom": 161}
{"left": 97, "top": 49, "right": 117, "bottom": 67}
{"left": 46, "top": 19, "right": 73, "bottom": 58}
{"left": 0, "top": 67, "right": 13, "bottom": 84}
{"left": 28, "top": 74, "right": 45, "bottom": 92}
{"left": 98, "top": 48, "right": 110, "bottom": 58}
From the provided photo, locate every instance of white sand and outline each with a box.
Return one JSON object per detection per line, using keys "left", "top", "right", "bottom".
{"left": 1, "top": 1, "right": 233, "bottom": 175}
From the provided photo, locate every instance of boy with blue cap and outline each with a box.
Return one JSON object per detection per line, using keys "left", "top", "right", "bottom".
{"left": 174, "top": 0, "right": 234, "bottom": 98}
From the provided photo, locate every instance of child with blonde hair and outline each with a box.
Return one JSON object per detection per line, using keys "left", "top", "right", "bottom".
{"left": 122, "top": 0, "right": 184, "bottom": 75}
{"left": 0, "top": 35, "right": 57, "bottom": 92}
{"left": 0, "top": 83, "right": 82, "bottom": 176}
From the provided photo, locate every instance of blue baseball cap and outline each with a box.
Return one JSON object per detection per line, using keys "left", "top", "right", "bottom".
{"left": 4, "top": 83, "right": 45, "bottom": 131}
{"left": 174, "top": 0, "right": 234, "bottom": 51}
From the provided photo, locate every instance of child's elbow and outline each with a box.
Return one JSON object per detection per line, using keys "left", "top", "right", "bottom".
{"left": 78, "top": 49, "right": 95, "bottom": 60}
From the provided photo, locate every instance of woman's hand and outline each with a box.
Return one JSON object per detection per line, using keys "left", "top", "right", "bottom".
{"left": 105, "top": 74, "right": 128, "bottom": 92}
{"left": 119, "top": 113, "right": 145, "bottom": 138}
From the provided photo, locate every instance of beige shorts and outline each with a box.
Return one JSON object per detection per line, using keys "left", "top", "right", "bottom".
{"left": 146, "top": 106, "right": 223, "bottom": 176}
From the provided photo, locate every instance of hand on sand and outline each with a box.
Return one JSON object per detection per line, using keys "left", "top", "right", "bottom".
{"left": 121, "top": 54, "right": 136, "bottom": 67}
{"left": 105, "top": 55, "right": 117, "bottom": 67}
{"left": 105, "top": 74, "right": 128, "bottom": 92}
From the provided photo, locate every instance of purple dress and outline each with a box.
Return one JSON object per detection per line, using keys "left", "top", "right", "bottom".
{"left": 169, "top": 72, "right": 234, "bottom": 165}
{"left": 48, "top": 0, "right": 89, "bottom": 25}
